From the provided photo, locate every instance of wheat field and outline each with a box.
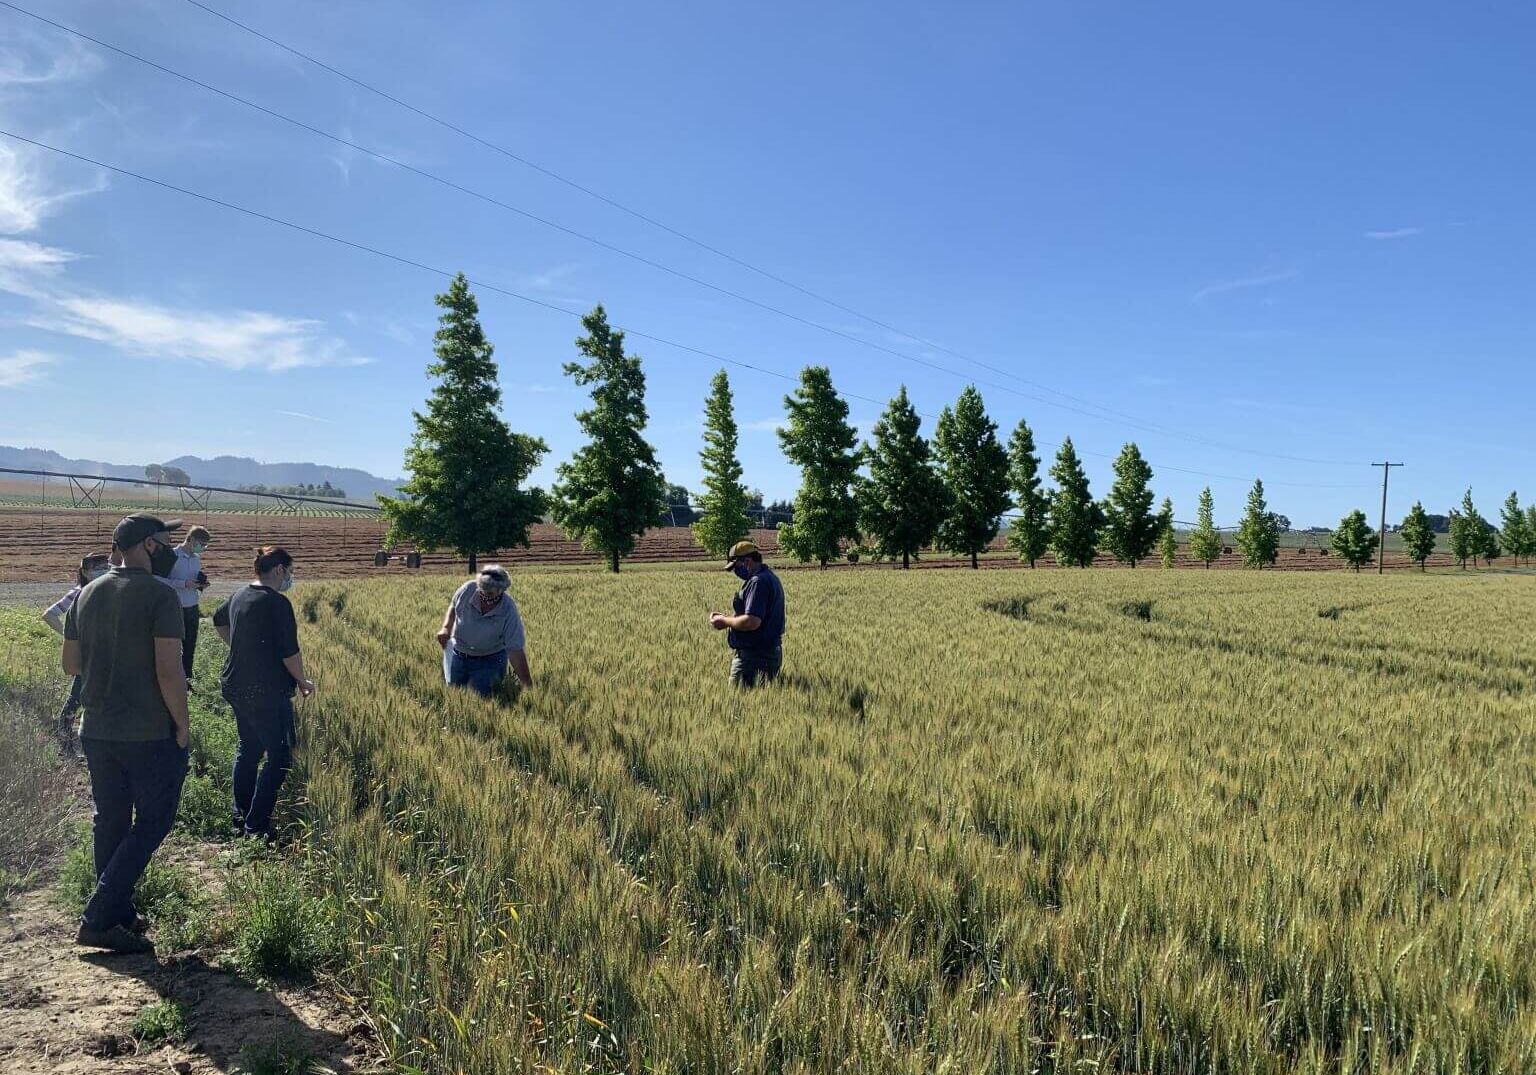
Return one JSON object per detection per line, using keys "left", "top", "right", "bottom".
{"left": 290, "top": 566, "right": 1536, "bottom": 1074}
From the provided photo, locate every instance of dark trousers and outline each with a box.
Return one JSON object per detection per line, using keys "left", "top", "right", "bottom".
{"left": 448, "top": 649, "right": 508, "bottom": 697}
{"left": 730, "top": 646, "right": 783, "bottom": 688}
{"left": 80, "top": 737, "right": 188, "bottom": 931}
{"left": 181, "top": 607, "right": 200, "bottom": 680}
{"left": 227, "top": 692, "right": 295, "bottom": 836}
{"left": 56, "top": 675, "right": 83, "bottom": 747}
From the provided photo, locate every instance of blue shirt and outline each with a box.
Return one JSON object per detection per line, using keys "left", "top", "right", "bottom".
{"left": 158, "top": 546, "right": 202, "bottom": 609}
{"left": 729, "top": 566, "right": 784, "bottom": 651}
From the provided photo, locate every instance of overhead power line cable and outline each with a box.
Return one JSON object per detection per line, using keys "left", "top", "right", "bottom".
{"left": 0, "top": 126, "right": 1371, "bottom": 494}
{"left": 152, "top": 0, "right": 1365, "bottom": 469}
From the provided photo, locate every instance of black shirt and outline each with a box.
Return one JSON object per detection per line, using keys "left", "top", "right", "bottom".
{"left": 729, "top": 566, "right": 785, "bottom": 651}
{"left": 213, "top": 584, "right": 299, "bottom": 701}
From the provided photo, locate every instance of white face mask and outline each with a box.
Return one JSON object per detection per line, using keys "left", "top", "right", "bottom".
{"left": 278, "top": 567, "right": 294, "bottom": 593}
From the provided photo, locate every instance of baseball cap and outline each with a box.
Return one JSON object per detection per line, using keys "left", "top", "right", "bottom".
{"left": 112, "top": 513, "right": 182, "bottom": 551}
{"left": 725, "top": 540, "right": 760, "bottom": 567}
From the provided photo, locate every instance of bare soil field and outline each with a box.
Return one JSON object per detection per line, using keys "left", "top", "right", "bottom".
{"left": 0, "top": 507, "right": 1462, "bottom": 582}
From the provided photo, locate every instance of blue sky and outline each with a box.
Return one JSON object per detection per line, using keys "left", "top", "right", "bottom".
{"left": 1, "top": 1, "right": 1531, "bottom": 526}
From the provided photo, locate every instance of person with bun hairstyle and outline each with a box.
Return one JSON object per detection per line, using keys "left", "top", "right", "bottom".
{"left": 212, "top": 546, "right": 314, "bottom": 839}
{"left": 42, "top": 551, "right": 113, "bottom": 756}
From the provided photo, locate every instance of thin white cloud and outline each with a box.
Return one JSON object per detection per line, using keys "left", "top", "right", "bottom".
{"left": 0, "top": 143, "right": 108, "bottom": 234}
{"left": 743, "top": 417, "right": 785, "bottom": 433}
{"left": 1364, "top": 227, "right": 1424, "bottom": 241}
{"left": 32, "top": 295, "right": 370, "bottom": 372}
{"left": 276, "top": 410, "right": 334, "bottom": 423}
{"left": 1191, "top": 268, "right": 1299, "bottom": 304}
{"left": 0, "top": 237, "right": 78, "bottom": 297}
{"left": 506, "top": 381, "right": 566, "bottom": 395}
{"left": 0, "top": 348, "right": 56, "bottom": 387}
{"left": 0, "top": 32, "right": 101, "bottom": 89}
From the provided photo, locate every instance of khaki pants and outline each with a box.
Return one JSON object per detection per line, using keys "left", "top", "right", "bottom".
{"left": 730, "top": 646, "right": 782, "bottom": 688}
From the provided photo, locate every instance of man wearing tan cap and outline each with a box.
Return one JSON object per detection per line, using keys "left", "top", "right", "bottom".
{"left": 62, "top": 513, "right": 189, "bottom": 954}
{"left": 709, "top": 540, "right": 785, "bottom": 687}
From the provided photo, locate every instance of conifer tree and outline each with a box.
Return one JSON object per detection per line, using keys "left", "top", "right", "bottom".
{"left": 1331, "top": 509, "right": 1379, "bottom": 572}
{"left": 1048, "top": 437, "right": 1101, "bottom": 568}
{"left": 549, "top": 305, "right": 668, "bottom": 573}
{"left": 777, "top": 366, "right": 862, "bottom": 567}
{"left": 1101, "top": 442, "right": 1159, "bottom": 567}
{"left": 1449, "top": 490, "right": 1483, "bottom": 568}
{"left": 691, "top": 370, "right": 753, "bottom": 558}
{"left": 1398, "top": 501, "right": 1437, "bottom": 571}
{"left": 381, "top": 273, "right": 546, "bottom": 573}
{"left": 1527, "top": 505, "right": 1536, "bottom": 564}
{"left": 859, "top": 386, "right": 947, "bottom": 569}
{"left": 1158, "top": 498, "right": 1177, "bottom": 568}
{"left": 1004, "top": 419, "right": 1049, "bottom": 567}
{"left": 1499, "top": 492, "right": 1529, "bottom": 566}
{"left": 1236, "top": 479, "right": 1280, "bottom": 568}
{"left": 933, "top": 387, "right": 1011, "bottom": 569}
{"left": 1189, "top": 487, "right": 1222, "bottom": 569}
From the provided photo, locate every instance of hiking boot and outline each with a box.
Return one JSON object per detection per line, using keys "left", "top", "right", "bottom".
{"left": 76, "top": 923, "right": 155, "bottom": 954}
{"left": 125, "top": 914, "right": 151, "bottom": 934}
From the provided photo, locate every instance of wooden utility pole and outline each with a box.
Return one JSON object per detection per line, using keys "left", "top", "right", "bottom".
{"left": 1372, "top": 462, "right": 1404, "bottom": 574}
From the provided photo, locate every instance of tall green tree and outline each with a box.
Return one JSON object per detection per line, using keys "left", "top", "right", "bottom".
{"left": 1048, "top": 437, "right": 1101, "bottom": 568}
{"left": 381, "top": 273, "right": 547, "bottom": 573}
{"left": 691, "top": 370, "right": 753, "bottom": 558}
{"left": 1101, "top": 442, "right": 1159, "bottom": 567}
{"left": 1527, "top": 505, "right": 1536, "bottom": 564}
{"left": 1004, "top": 419, "right": 1049, "bottom": 567}
{"left": 1499, "top": 491, "right": 1530, "bottom": 566}
{"left": 1330, "top": 509, "right": 1379, "bottom": 572}
{"left": 549, "top": 305, "right": 668, "bottom": 573}
{"left": 1236, "top": 479, "right": 1280, "bottom": 568}
{"left": 1398, "top": 501, "right": 1437, "bottom": 571}
{"left": 1449, "top": 490, "right": 1484, "bottom": 568}
{"left": 933, "top": 387, "right": 1011, "bottom": 569}
{"left": 1189, "top": 487, "right": 1222, "bottom": 568}
{"left": 859, "top": 386, "right": 947, "bottom": 569}
{"left": 777, "top": 366, "right": 862, "bottom": 567}
{"left": 1158, "top": 498, "right": 1177, "bottom": 568}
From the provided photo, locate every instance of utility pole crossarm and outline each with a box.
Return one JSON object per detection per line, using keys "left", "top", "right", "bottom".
{"left": 1372, "top": 462, "right": 1405, "bottom": 574}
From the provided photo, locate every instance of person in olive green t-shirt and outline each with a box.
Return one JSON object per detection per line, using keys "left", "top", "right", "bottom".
{"left": 62, "top": 513, "right": 190, "bottom": 955}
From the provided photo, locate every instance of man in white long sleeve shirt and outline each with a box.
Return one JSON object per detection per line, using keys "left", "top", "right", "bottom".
{"left": 159, "top": 525, "right": 211, "bottom": 681}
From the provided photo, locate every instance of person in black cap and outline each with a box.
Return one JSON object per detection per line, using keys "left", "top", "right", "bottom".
{"left": 62, "top": 513, "right": 189, "bottom": 954}
{"left": 709, "top": 540, "right": 785, "bottom": 687}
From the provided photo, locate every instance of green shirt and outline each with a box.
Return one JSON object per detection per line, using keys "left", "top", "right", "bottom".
{"left": 64, "top": 566, "right": 184, "bottom": 742}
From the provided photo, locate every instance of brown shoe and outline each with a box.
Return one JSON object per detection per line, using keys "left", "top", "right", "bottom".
{"left": 76, "top": 924, "right": 155, "bottom": 954}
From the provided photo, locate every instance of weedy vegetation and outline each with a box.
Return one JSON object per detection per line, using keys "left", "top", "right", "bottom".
{"left": 283, "top": 566, "right": 1536, "bottom": 1074}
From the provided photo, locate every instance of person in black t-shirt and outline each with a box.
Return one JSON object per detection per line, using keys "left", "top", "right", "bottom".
{"left": 212, "top": 546, "right": 315, "bottom": 837}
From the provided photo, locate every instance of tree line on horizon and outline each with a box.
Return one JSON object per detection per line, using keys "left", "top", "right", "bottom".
{"left": 380, "top": 275, "right": 1536, "bottom": 573}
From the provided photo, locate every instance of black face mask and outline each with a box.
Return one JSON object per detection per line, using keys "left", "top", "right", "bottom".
{"left": 149, "top": 540, "right": 178, "bottom": 577}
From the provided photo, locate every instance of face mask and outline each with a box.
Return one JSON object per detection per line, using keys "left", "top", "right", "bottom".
{"left": 188, "top": 543, "right": 206, "bottom": 556}
{"left": 278, "top": 568, "right": 294, "bottom": 593}
{"left": 88, "top": 568, "right": 109, "bottom": 581}
{"left": 732, "top": 564, "right": 753, "bottom": 581}
{"left": 149, "top": 540, "right": 178, "bottom": 577}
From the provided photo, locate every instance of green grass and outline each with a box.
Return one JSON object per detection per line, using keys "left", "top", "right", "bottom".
{"left": 229, "top": 851, "right": 343, "bottom": 981}
{"left": 131, "top": 999, "right": 188, "bottom": 1045}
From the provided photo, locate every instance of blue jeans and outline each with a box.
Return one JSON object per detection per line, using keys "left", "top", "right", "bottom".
{"left": 226, "top": 692, "right": 295, "bottom": 836}
{"left": 448, "top": 649, "right": 508, "bottom": 697}
{"left": 80, "top": 737, "right": 189, "bottom": 931}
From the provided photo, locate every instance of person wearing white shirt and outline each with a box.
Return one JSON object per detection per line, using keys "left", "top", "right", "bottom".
{"left": 159, "top": 525, "right": 211, "bottom": 681}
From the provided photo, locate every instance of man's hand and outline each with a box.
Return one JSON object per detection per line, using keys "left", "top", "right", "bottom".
{"left": 297, "top": 679, "right": 316, "bottom": 698}
{"left": 709, "top": 612, "right": 729, "bottom": 631}
{"left": 436, "top": 627, "right": 452, "bottom": 649}
{"left": 175, "top": 724, "right": 190, "bottom": 750}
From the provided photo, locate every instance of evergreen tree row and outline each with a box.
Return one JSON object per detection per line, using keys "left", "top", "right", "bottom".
{"left": 382, "top": 277, "right": 1531, "bottom": 574}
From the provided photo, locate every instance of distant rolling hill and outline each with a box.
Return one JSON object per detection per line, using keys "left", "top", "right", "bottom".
{"left": 0, "top": 446, "right": 403, "bottom": 502}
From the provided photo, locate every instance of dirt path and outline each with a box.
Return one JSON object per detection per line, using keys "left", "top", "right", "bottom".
{"left": 0, "top": 866, "right": 377, "bottom": 1074}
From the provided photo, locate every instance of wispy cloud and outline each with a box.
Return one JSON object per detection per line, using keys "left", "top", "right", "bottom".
{"left": 0, "top": 31, "right": 101, "bottom": 89}
{"left": 31, "top": 295, "right": 370, "bottom": 372}
{"left": 742, "top": 417, "right": 785, "bottom": 433}
{"left": 0, "top": 348, "right": 56, "bottom": 387}
{"left": 506, "top": 381, "right": 567, "bottom": 395}
{"left": 1192, "top": 268, "right": 1299, "bottom": 304}
{"left": 0, "top": 237, "right": 78, "bottom": 297}
{"left": 0, "top": 142, "right": 108, "bottom": 234}
{"left": 1364, "top": 227, "right": 1424, "bottom": 241}
{"left": 276, "top": 410, "right": 333, "bottom": 423}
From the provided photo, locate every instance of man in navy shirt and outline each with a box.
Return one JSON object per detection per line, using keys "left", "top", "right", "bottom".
{"left": 709, "top": 540, "right": 785, "bottom": 687}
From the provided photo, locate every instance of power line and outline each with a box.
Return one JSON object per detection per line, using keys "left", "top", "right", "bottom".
{"left": 160, "top": 0, "right": 1364, "bottom": 470}
{"left": 0, "top": 126, "right": 1370, "bottom": 495}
